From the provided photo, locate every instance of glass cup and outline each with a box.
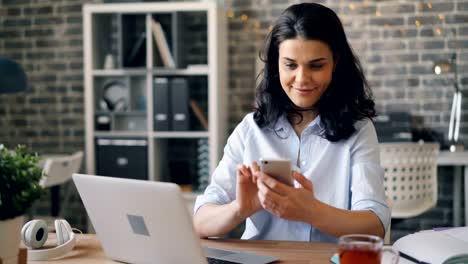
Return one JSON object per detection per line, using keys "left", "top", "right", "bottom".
{"left": 338, "top": 234, "right": 399, "bottom": 264}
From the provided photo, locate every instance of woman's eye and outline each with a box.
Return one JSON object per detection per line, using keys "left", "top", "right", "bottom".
{"left": 285, "top": 63, "right": 296, "bottom": 69}
{"left": 310, "top": 64, "right": 324, "bottom": 69}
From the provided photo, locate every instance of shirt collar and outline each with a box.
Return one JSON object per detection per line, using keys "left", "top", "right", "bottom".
{"left": 271, "top": 114, "right": 325, "bottom": 136}
{"left": 307, "top": 115, "right": 325, "bottom": 135}
{"left": 272, "top": 114, "right": 290, "bottom": 133}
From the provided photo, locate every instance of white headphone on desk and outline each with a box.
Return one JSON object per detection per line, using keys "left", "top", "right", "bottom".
{"left": 21, "top": 219, "right": 76, "bottom": 261}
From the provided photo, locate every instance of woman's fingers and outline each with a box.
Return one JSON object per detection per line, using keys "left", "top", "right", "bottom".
{"left": 257, "top": 179, "right": 284, "bottom": 209}
{"left": 237, "top": 164, "right": 251, "bottom": 183}
{"left": 292, "top": 170, "right": 313, "bottom": 191}
{"left": 258, "top": 172, "right": 290, "bottom": 196}
{"left": 251, "top": 161, "right": 260, "bottom": 183}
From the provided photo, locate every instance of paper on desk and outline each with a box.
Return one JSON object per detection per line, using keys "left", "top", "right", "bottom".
{"left": 393, "top": 226, "right": 468, "bottom": 264}
{"left": 442, "top": 226, "right": 468, "bottom": 243}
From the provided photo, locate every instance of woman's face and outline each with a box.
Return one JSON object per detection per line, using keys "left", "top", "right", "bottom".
{"left": 278, "top": 38, "right": 335, "bottom": 110}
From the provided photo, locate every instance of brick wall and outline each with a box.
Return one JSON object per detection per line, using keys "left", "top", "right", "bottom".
{"left": 1, "top": 0, "right": 467, "bottom": 241}
{"left": 0, "top": 0, "right": 100, "bottom": 230}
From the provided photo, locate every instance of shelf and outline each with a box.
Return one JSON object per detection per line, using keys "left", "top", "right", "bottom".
{"left": 93, "top": 69, "right": 147, "bottom": 76}
{"left": 84, "top": 2, "right": 215, "bottom": 14}
{"left": 94, "top": 131, "right": 148, "bottom": 138}
{"left": 152, "top": 131, "right": 209, "bottom": 138}
{"left": 84, "top": 2, "right": 226, "bottom": 187}
{"left": 114, "top": 111, "right": 147, "bottom": 116}
{"left": 92, "top": 66, "right": 209, "bottom": 76}
{"left": 153, "top": 66, "right": 209, "bottom": 76}
{"left": 96, "top": 111, "right": 146, "bottom": 115}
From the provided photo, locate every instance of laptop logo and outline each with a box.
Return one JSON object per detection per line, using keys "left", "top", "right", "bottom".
{"left": 126, "top": 214, "right": 150, "bottom": 236}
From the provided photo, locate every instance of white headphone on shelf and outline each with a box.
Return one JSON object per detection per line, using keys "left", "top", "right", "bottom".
{"left": 21, "top": 219, "right": 76, "bottom": 261}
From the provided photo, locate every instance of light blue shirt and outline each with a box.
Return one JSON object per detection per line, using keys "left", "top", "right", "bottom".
{"left": 194, "top": 113, "right": 390, "bottom": 242}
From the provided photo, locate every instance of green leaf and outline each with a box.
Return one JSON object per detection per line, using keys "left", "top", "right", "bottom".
{"left": 0, "top": 145, "right": 44, "bottom": 220}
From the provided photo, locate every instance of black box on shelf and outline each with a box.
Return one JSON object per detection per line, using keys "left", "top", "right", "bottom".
{"left": 96, "top": 138, "right": 148, "bottom": 180}
{"left": 95, "top": 113, "right": 112, "bottom": 131}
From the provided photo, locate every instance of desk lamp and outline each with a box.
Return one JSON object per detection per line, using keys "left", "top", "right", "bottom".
{"left": 0, "top": 57, "right": 28, "bottom": 93}
{"left": 433, "top": 53, "right": 463, "bottom": 152}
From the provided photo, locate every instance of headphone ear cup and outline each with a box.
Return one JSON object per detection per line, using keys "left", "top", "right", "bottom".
{"left": 113, "top": 98, "right": 127, "bottom": 111}
{"left": 103, "top": 97, "right": 114, "bottom": 111}
{"left": 21, "top": 221, "right": 34, "bottom": 247}
{"left": 55, "top": 219, "right": 72, "bottom": 246}
{"left": 22, "top": 220, "right": 48, "bottom": 249}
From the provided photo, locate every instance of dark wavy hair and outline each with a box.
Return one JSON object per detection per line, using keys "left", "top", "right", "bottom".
{"left": 253, "top": 3, "right": 376, "bottom": 142}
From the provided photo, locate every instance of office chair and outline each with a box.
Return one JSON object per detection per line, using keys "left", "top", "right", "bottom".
{"left": 380, "top": 143, "right": 439, "bottom": 218}
{"left": 384, "top": 198, "right": 392, "bottom": 245}
{"left": 40, "top": 151, "right": 84, "bottom": 217}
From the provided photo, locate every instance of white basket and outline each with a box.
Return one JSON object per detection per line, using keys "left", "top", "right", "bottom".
{"left": 380, "top": 143, "right": 439, "bottom": 218}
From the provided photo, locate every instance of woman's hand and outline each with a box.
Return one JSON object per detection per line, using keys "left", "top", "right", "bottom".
{"left": 234, "top": 163, "right": 262, "bottom": 219}
{"left": 256, "top": 170, "right": 317, "bottom": 222}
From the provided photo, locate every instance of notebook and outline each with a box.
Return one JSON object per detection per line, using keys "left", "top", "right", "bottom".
{"left": 392, "top": 227, "right": 468, "bottom": 264}
{"left": 73, "top": 174, "right": 278, "bottom": 264}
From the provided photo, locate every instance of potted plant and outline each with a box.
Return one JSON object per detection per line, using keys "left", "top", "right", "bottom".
{"left": 0, "top": 144, "right": 44, "bottom": 264}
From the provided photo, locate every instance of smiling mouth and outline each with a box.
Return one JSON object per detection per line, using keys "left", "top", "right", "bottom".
{"left": 294, "top": 87, "right": 317, "bottom": 93}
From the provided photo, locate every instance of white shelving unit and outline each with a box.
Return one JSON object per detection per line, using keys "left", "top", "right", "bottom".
{"left": 83, "top": 2, "right": 227, "bottom": 193}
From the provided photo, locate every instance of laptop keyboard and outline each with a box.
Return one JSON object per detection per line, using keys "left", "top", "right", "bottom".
{"left": 206, "top": 257, "right": 240, "bottom": 264}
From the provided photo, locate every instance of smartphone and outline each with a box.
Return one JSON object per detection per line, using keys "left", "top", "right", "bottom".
{"left": 259, "top": 158, "right": 293, "bottom": 186}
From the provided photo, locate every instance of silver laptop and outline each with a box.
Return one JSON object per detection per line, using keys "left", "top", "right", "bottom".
{"left": 73, "top": 174, "right": 278, "bottom": 264}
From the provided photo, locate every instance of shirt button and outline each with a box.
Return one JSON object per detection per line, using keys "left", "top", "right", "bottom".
{"left": 301, "top": 160, "right": 306, "bottom": 166}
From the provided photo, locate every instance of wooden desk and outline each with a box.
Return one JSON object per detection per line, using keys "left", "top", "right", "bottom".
{"left": 438, "top": 151, "right": 468, "bottom": 227}
{"left": 28, "top": 234, "right": 338, "bottom": 263}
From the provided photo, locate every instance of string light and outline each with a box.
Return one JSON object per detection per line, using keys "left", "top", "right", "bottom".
{"left": 224, "top": 0, "right": 449, "bottom": 43}
{"left": 255, "top": 21, "right": 260, "bottom": 29}
{"left": 224, "top": 0, "right": 271, "bottom": 37}
{"left": 340, "top": 15, "right": 348, "bottom": 25}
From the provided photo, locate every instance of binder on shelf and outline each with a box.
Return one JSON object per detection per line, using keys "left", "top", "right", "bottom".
{"left": 171, "top": 78, "right": 189, "bottom": 131}
{"left": 150, "top": 18, "right": 176, "bottom": 68}
{"left": 189, "top": 99, "right": 208, "bottom": 130}
{"left": 154, "top": 77, "right": 170, "bottom": 131}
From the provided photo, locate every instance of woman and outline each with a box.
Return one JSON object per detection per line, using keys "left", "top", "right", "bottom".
{"left": 193, "top": 2, "right": 389, "bottom": 242}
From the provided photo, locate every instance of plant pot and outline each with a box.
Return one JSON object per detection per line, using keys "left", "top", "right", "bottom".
{"left": 0, "top": 215, "right": 24, "bottom": 264}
